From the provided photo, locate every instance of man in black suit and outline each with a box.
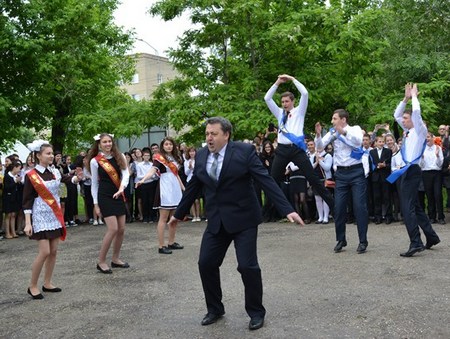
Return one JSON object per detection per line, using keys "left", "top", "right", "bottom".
{"left": 369, "top": 136, "right": 393, "bottom": 224}
{"left": 168, "top": 117, "right": 303, "bottom": 331}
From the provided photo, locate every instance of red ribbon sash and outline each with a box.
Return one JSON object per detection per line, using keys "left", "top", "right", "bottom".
{"left": 95, "top": 154, "right": 126, "bottom": 201}
{"left": 153, "top": 153, "right": 179, "bottom": 176}
{"left": 27, "top": 169, "right": 66, "bottom": 241}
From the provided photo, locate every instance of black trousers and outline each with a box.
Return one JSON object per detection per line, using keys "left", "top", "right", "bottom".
{"left": 422, "top": 170, "right": 445, "bottom": 220}
{"left": 83, "top": 184, "right": 94, "bottom": 220}
{"left": 140, "top": 181, "right": 158, "bottom": 222}
{"left": 399, "top": 165, "right": 440, "bottom": 247}
{"left": 271, "top": 144, "right": 334, "bottom": 211}
{"left": 372, "top": 178, "right": 392, "bottom": 218}
{"left": 198, "top": 225, "right": 265, "bottom": 319}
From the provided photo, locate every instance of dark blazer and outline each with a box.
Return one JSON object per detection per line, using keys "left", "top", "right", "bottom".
{"left": 175, "top": 141, "right": 294, "bottom": 234}
{"left": 369, "top": 147, "right": 392, "bottom": 182}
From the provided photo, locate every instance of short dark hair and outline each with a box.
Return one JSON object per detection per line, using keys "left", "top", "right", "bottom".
{"left": 206, "top": 117, "right": 233, "bottom": 137}
{"left": 281, "top": 91, "right": 295, "bottom": 101}
{"left": 333, "top": 109, "right": 349, "bottom": 122}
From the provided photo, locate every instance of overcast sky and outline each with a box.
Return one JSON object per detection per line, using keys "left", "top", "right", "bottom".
{"left": 114, "top": 0, "right": 193, "bottom": 57}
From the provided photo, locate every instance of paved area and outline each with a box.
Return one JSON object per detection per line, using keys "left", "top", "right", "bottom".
{"left": 1, "top": 218, "right": 450, "bottom": 338}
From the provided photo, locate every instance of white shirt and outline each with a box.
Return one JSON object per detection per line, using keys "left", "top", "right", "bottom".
{"left": 135, "top": 161, "right": 157, "bottom": 183}
{"left": 184, "top": 158, "right": 195, "bottom": 182}
{"left": 391, "top": 150, "right": 406, "bottom": 172}
{"left": 394, "top": 98, "right": 427, "bottom": 164}
{"left": 207, "top": 144, "right": 227, "bottom": 180}
{"left": 420, "top": 144, "right": 443, "bottom": 171}
{"left": 315, "top": 125, "right": 364, "bottom": 167}
{"left": 264, "top": 79, "right": 308, "bottom": 144}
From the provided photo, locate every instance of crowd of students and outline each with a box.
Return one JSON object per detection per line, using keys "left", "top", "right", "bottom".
{"left": 1, "top": 121, "right": 449, "bottom": 243}
{"left": 250, "top": 121, "right": 450, "bottom": 226}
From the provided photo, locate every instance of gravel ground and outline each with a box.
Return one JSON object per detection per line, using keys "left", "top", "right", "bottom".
{"left": 1, "top": 218, "right": 449, "bottom": 339}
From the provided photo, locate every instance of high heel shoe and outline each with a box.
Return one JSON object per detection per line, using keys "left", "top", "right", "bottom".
{"left": 96, "top": 264, "right": 112, "bottom": 274}
{"left": 27, "top": 288, "right": 44, "bottom": 300}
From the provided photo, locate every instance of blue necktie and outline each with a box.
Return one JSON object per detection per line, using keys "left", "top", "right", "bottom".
{"left": 209, "top": 153, "right": 219, "bottom": 181}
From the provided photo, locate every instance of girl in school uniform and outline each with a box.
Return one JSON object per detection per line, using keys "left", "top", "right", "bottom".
{"left": 23, "top": 140, "right": 81, "bottom": 299}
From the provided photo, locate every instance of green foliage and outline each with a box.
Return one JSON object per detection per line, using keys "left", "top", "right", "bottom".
{"left": 0, "top": 0, "right": 157, "bottom": 152}
{"left": 149, "top": 0, "right": 450, "bottom": 143}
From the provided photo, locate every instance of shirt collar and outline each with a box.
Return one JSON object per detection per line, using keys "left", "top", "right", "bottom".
{"left": 35, "top": 164, "right": 48, "bottom": 173}
{"left": 212, "top": 143, "right": 228, "bottom": 158}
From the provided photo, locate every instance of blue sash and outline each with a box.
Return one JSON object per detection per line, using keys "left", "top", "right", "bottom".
{"left": 386, "top": 141, "right": 426, "bottom": 184}
{"left": 279, "top": 111, "right": 307, "bottom": 151}
{"left": 331, "top": 128, "right": 364, "bottom": 160}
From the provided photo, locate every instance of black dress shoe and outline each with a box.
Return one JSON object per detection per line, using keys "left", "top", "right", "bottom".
{"left": 96, "top": 264, "right": 112, "bottom": 274}
{"left": 438, "top": 219, "right": 446, "bottom": 225}
{"left": 111, "top": 261, "right": 130, "bottom": 268}
{"left": 201, "top": 312, "right": 224, "bottom": 326}
{"left": 315, "top": 220, "right": 323, "bottom": 224}
{"left": 375, "top": 217, "right": 381, "bottom": 225}
{"left": 425, "top": 238, "right": 441, "bottom": 249}
{"left": 158, "top": 246, "right": 172, "bottom": 254}
{"left": 334, "top": 240, "right": 347, "bottom": 253}
{"left": 385, "top": 217, "right": 392, "bottom": 225}
{"left": 356, "top": 242, "right": 368, "bottom": 254}
{"left": 167, "top": 242, "right": 184, "bottom": 250}
{"left": 42, "top": 286, "right": 62, "bottom": 292}
{"left": 27, "top": 288, "right": 44, "bottom": 300}
{"left": 430, "top": 219, "right": 438, "bottom": 224}
{"left": 400, "top": 245, "right": 425, "bottom": 257}
{"left": 249, "top": 317, "right": 264, "bottom": 330}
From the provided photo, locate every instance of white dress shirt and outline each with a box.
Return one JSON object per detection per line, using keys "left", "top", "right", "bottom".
{"left": 394, "top": 97, "right": 427, "bottom": 164}
{"left": 135, "top": 161, "right": 157, "bottom": 183}
{"left": 420, "top": 144, "right": 443, "bottom": 171}
{"left": 315, "top": 125, "right": 364, "bottom": 167}
{"left": 264, "top": 79, "right": 308, "bottom": 144}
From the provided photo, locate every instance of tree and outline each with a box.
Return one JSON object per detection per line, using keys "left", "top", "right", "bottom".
{"left": 0, "top": 0, "right": 162, "bottom": 152}
{"left": 149, "top": 0, "right": 450, "bottom": 141}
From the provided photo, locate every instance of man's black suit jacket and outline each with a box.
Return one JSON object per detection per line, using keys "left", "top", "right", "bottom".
{"left": 369, "top": 147, "right": 392, "bottom": 182}
{"left": 174, "top": 141, "right": 294, "bottom": 234}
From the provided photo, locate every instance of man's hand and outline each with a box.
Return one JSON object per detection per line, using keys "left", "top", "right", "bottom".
{"left": 287, "top": 212, "right": 305, "bottom": 225}
{"left": 276, "top": 74, "right": 294, "bottom": 85}
{"left": 315, "top": 122, "right": 322, "bottom": 137}
{"left": 411, "top": 83, "right": 419, "bottom": 98}
{"left": 403, "top": 83, "right": 412, "bottom": 102}
{"left": 168, "top": 216, "right": 180, "bottom": 228}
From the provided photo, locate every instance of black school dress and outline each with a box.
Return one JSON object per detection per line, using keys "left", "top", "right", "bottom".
{"left": 97, "top": 157, "right": 127, "bottom": 217}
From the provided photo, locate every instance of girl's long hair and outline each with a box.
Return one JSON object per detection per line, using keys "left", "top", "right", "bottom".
{"left": 86, "top": 133, "right": 127, "bottom": 173}
{"left": 158, "top": 137, "right": 182, "bottom": 165}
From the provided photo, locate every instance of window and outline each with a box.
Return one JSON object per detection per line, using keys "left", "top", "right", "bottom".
{"left": 132, "top": 73, "right": 139, "bottom": 84}
{"left": 132, "top": 94, "right": 141, "bottom": 101}
{"left": 157, "top": 73, "right": 163, "bottom": 84}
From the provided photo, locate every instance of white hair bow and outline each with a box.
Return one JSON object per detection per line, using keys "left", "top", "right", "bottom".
{"left": 27, "top": 139, "right": 49, "bottom": 152}
{"left": 94, "top": 133, "right": 114, "bottom": 141}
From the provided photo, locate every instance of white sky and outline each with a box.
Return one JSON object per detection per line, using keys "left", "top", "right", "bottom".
{"left": 114, "top": 0, "right": 193, "bottom": 57}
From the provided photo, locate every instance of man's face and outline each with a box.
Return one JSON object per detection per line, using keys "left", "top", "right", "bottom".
{"left": 438, "top": 125, "right": 446, "bottom": 136}
{"left": 376, "top": 138, "right": 385, "bottom": 149}
{"left": 362, "top": 136, "right": 371, "bottom": 148}
{"left": 281, "top": 96, "right": 294, "bottom": 111}
{"left": 402, "top": 113, "right": 413, "bottom": 129}
{"left": 143, "top": 153, "right": 151, "bottom": 161}
{"left": 151, "top": 146, "right": 159, "bottom": 154}
{"left": 426, "top": 134, "right": 434, "bottom": 146}
{"left": 331, "top": 113, "right": 345, "bottom": 128}
{"left": 205, "top": 123, "right": 229, "bottom": 153}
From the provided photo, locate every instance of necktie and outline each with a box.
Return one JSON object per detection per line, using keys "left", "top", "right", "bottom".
{"left": 209, "top": 153, "right": 219, "bottom": 181}
{"left": 282, "top": 111, "right": 290, "bottom": 125}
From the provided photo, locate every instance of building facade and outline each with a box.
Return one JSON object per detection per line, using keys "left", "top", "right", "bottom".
{"left": 118, "top": 53, "right": 178, "bottom": 152}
